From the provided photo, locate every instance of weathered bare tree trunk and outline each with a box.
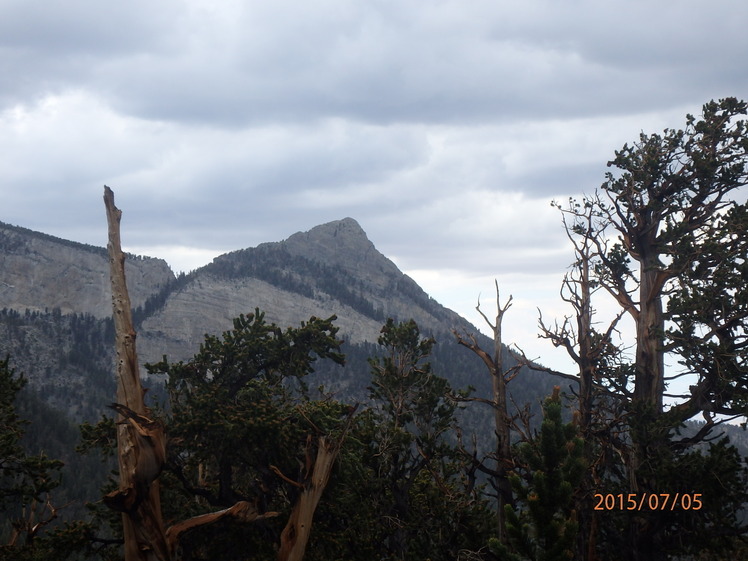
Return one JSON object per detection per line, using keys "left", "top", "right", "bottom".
{"left": 570, "top": 241, "right": 605, "bottom": 561}
{"left": 454, "top": 280, "right": 515, "bottom": 543}
{"left": 104, "top": 186, "right": 171, "bottom": 561}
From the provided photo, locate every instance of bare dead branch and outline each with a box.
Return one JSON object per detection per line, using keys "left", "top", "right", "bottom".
{"left": 166, "top": 501, "right": 279, "bottom": 557}
{"left": 270, "top": 465, "right": 305, "bottom": 489}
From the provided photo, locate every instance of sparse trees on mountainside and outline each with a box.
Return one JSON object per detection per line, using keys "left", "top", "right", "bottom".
{"left": 0, "top": 356, "right": 65, "bottom": 559}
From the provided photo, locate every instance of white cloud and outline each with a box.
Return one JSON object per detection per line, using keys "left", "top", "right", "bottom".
{"left": 123, "top": 244, "right": 225, "bottom": 275}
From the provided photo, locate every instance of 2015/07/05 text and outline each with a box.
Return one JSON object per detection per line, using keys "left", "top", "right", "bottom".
{"left": 594, "top": 493, "right": 702, "bottom": 511}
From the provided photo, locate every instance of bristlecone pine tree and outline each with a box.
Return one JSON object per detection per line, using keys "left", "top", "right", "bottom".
{"left": 541, "top": 98, "right": 748, "bottom": 560}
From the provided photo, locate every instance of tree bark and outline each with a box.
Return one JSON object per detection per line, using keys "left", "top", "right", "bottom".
{"left": 633, "top": 255, "right": 666, "bottom": 412}
{"left": 104, "top": 186, "right": 170, "bottom": 561}
{"left": 276, "top": 436, "right": 341, "bottom": 561}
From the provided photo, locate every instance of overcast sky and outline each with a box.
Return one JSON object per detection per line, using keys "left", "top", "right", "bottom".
{"left": 2, "top": 0, "right": 747, "bottom": 373}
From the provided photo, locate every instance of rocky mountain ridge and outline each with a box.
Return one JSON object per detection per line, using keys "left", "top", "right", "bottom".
{"left": 1, "top": 217, "right": 503, "bottom": 404}
{"left": 137, "top": 218, "right": 472, "bottom": 365}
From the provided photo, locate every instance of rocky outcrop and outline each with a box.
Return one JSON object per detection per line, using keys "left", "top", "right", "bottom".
{"left": 0, "top": 221, "right": 175, "bottom": 318}
{"left": 281, "top": 217, "right": 400, "bottom": 291}
{"left": 282, "top": 218, "right": 466, "bottom": 333}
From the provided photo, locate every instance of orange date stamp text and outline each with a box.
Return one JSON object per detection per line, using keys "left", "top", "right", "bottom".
{"left": 594, "top": 493, "right": 702, "bottom": 511}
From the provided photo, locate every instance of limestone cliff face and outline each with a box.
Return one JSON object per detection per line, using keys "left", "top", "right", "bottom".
{"left": 138, "top": 274, "right": 384, "bottom": 365}
{"left": 0, "top": 222, "right": 175, "bottom": 318}
{"left": 283, "top": 218, "right": 465, "bottom": 325}
{"left": 279, "top": 218, "right": 467, "bottom": 332}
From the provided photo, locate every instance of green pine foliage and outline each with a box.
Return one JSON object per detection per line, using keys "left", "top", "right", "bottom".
{"left": 138, "top": 315, "right": 494, "bottom": 560}
{"left": 144, "top": 309, "right": 349, "bottom": 559}
{"left": 365, "top": 318, "right": 493, "bottom": 561}
{"left": 496, "top": 388, "right": 585, "bottom": 561}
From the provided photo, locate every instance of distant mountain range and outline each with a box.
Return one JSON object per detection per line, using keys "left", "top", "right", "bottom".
{"left": 2, "top": 216, "right": 745, "bottom": 456}
{"left": 2, "top": 217, "right": 483, "bottom": 354}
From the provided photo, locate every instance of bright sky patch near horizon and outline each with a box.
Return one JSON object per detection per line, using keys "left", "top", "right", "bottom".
{"left": 2, "top": 0, "right": 747, "bottom": 380}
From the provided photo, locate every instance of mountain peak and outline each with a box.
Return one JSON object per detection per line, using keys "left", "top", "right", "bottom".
{"left": 275, "top": 217, "right": 409, "bottom": 298}
{"left": 281, "top": 217, "right": 396, "bottom": 276}
{"left": 287, "top": 217, "right": 369, "bottom": 245}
